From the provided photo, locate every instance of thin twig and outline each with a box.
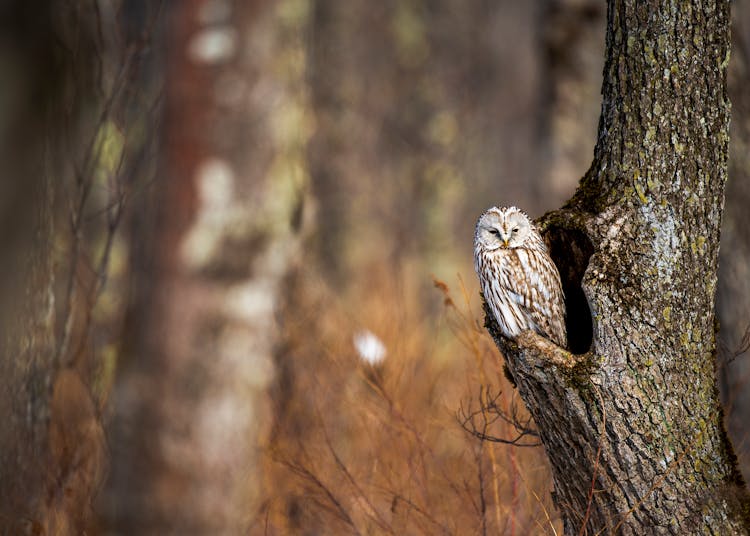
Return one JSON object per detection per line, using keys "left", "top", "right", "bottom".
{"left": 318, "top": 414, "right": 394, "bottom": 534}
{"left": 516, "top": 467, "right": 560, "bottom": 535}
{"left": 278, "top": 457, "right": 362, "bottom": 535}
{"left": 457, "top": 387, "right": 541, "bottom": 447}
{"left": 475, "top": 444, "right": 488, "bottom": 536}
{"left": 386, "top": 494, "right": 450, "bottom": 534}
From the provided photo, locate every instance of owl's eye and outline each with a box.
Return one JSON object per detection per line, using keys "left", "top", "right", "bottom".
{"left": 511, "top": 227, "right": 519, "bottom": 234}
{"left": 490, "top": 229, "right": 499, "bottom": 236}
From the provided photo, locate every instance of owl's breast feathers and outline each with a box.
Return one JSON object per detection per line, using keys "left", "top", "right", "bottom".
{"left": 475, "top": 246, "right": 567, "bottom": 348}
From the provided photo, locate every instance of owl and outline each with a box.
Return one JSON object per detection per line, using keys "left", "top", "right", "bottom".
{"left": 474, "top": 206, "right": 567, "bottom": 348}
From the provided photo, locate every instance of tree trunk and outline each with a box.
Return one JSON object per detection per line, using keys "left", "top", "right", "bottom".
{"left": 487, "top": 1, "right": 750, "bottom": 533}
{"left": 534, "top": 0, "right": 605, "bottom": 206}
{"left": 100, "top": 0, "right": 311, "bottom": 532}
{"left": 0, "top": 4, "right": 106, "bottom": 533}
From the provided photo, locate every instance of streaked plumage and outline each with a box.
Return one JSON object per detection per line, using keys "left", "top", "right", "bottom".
{"left": 473, "top": 206, "right": 567, "bottom": 348}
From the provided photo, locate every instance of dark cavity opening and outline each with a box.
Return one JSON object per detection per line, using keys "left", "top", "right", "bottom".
{"left": 545, "top": 227, "right": 594, "bottom": 354}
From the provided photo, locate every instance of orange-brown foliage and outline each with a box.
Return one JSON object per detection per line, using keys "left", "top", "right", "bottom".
{"left": 256, "top": 265, "right": 562, "bottom": 534}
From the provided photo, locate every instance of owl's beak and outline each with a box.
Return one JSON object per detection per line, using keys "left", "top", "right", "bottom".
{"left": 502, "top": 239, "right": 509, "bottom": 248}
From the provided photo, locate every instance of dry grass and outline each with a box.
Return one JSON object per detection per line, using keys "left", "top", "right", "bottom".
{"left": 254, "top": 264, "right": 562, "bottom": 534}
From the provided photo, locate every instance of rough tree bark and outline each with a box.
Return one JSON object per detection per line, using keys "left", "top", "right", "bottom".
{"left": 486, "top": 1, "right": 750, "bottom": 534}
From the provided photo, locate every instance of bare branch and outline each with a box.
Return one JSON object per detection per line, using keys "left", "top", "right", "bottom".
{"left": 276, "top": 457, "right": 362, "bottom": 535}
{"left": 457, "top": 386, "right": 541, "bottom": 448}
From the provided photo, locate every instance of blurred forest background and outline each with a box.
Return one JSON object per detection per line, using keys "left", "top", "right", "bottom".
{"left": 1, "top": 0, "right": 749, "bottom": 534}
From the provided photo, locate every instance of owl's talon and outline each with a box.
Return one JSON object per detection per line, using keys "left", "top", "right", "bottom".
{"left": 516, "top": 330, "right": 586, "bottom": 369}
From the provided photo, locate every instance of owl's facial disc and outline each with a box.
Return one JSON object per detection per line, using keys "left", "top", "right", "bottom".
{"left": 476, "top": 207, "right": 532, "bottom": 251}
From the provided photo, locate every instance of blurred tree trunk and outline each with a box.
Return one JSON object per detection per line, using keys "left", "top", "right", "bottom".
{"left": 489, "top": 1, "right": 749, "bottom": 534}
{"left": 0, "top": 3, "right": 105, "bottom": 533}
{"left": 718, "top": 0, "right": 750, "bottom": 482}
{"left": 101, "top": 0, "right": 311, "bottom": 532}
{"left": 534, "top": 0, "right": 605, "bottom": 206}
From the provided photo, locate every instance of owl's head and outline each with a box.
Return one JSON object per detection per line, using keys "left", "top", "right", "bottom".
{"left": 474, "top": 206, "right": 536, "bottom": 251}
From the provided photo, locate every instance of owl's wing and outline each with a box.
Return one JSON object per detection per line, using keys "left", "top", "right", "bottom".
{"left": 509, "top": 249, "right": 567, "bottom": 347}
